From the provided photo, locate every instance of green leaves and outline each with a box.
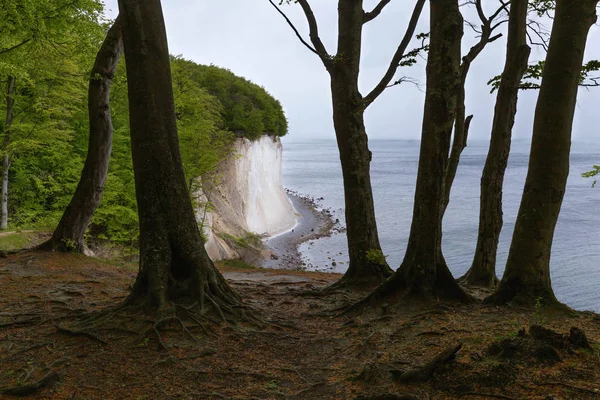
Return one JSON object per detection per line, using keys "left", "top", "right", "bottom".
{"left": 582, "top": 165, "right": 600, "bottom": 188}
{"left": 488, "top": 59, "right": 600, "bottom": 93}
{"left": 173, "top": 58, "right": 288, "bottom": 139}
{"left": 2, "top": 9, "right": 287, "bottom": 242}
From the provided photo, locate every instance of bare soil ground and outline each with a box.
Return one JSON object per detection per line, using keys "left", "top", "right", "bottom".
{"left": 1, "top": 251, "right": 599, "bottom": 399}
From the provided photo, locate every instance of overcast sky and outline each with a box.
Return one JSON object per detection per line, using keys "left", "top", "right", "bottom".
{"left": 103, "top": 1, "right": 600, "bottom": 142}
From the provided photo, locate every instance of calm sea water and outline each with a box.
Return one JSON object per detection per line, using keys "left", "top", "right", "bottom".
{"left": 281, "top": 139, "right": 600, "bottom": 312}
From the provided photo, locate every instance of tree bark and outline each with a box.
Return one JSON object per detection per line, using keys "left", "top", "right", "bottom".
{"left": 328, "top": 0, "right": 393, "bottom": 288}
{"left": 1, "top": 76, "right": 16, "bottom": 230}
{"left": 463, "top": 0, "right": 530, "bottom": 288}
{"left": 41, "top": 17, "right": 123, "bottom": 253}
{"left": 271, "top": 0, "right": 427, "bottom": 289}
{"left": 488, "top": 0, "right": 598, "bottom": 305}
{"left": 117, "top": 0, "right": 241, "bottom": 317}
{"left": 369, "top": 0, "right": 469, "bottom": 301}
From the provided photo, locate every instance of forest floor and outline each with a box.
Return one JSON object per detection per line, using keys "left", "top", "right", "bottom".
{"left": 1, "top": 250, "right": 600, "bottom": 400}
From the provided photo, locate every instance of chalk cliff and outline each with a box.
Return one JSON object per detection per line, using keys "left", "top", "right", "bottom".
{"left": 198, "top": 135, "right": 298, "bottom": 261}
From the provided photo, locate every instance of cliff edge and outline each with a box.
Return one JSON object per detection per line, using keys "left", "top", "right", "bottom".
{"left": 198, "top": 135, "right": 298, "bottom": 261}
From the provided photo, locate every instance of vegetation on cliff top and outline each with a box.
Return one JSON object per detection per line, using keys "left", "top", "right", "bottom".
{"left": 1, "top": 8, "right": 287, "bottom": 243}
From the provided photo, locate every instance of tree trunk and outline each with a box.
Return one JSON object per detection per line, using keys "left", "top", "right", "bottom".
{"left": 117, "top": 0, "right": 241, "bottom": 317}
{"left": 463, "top": 0, "right": 530, "bottom": 288}
{"left": 329, "top": 0, "right": 393, "bottom": 288}
{"left": 41, "top": 17, "right": 123, "bottom": 254}
{"left": 369, "top": 0, "right": 468, "bottom": 301}
{"left": 488, "top": 0, "right": 598, "bottom": 305}
{"left": 1, "top": 76, "right": 16, "bottom": 230}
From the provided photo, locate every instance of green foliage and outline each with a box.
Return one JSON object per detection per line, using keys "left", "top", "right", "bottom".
{"left": 582, "top": 165, "right": 600, "bottom": 188}
{"left": 400, "top": 33, "right": 430, "bottom": 68}
{"left": 366, "top": 249, "right": 387, "bottom": 265}
{"left": 220, "top": 232, "right": 264, "bottom": 249}
{"left": 533, "top": 296, "right": 546, "bottom": 325}
{"left": 172, "top": 58, "right": 288, "bottom": 139}
{"left": 1, "top": 14, "right": 288, "bottom": 244}
{"left": 264, "top": 380, "right": 280, "bottom": 391}
{"left": 529, "top": 0, "right": 555, "bottom": 17}
{"left": 0, "top": 231, "right": 34, "bottom": 251}
{"left": 488, "top": 60, "right": 600, "bottom": 93}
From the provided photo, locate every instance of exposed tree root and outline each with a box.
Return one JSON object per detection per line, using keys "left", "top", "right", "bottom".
{"left": 54, "top": 325, "right": 108, "bottom": 344}
{"left": 459, "top": 393, "right": 517, "bottom": 400}
{"left": 535, "top": 381, "right": 600, "bottom": 396}
{"left": 325, "top": 270, "right": 390, "bottom": 294}
{"left": 393, "top": 343, "right": 462, "bottom": 382}
{"left": 0, "top": 316, "right": 42, "bottom": 328}
{"left": 49, "top": 292, "right": 260, "bottom": 354}
{"left": 354, "top": 394, "right": 420, "bottom": 400}
{"left": 292, "top": 381, "right": 326, "bottom": 397}
{"left": 188, "top": 368, "right": 276, "bottom": 381}
{"left": 0, "top": 370, "right": 59, "bottom": 396}
{"left": 35, "top": 238, "right": 91, "bottom": 256}
{"left": 13, "top": 342, "right": 53, "bottom": 355}
{"left": 457, "top": 271, "right": 499, "bottom": 289}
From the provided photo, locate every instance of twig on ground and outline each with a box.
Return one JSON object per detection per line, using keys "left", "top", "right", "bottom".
{"left": 0, "top": 370, "right": 59, "bottom": 396}
{"left": 276, "top": 366, "right": 309, "bottom": 383}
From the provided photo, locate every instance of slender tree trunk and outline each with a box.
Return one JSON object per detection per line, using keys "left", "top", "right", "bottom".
{"left": 1, "top": 76, "right": 16, "bottom": 230}
{"left": 463, "top": 0, "right": 530, "bottom": 287}
{"left": 369, "top": 0, "right": 469, "bottom": 301}
{"left": 41, "top": 18, "right": 123, "bottom": 254}
{"left": 437, "top": 3, "right": 501, "bottom": 290}
{"left": 117, "top": 0, "right": 241, "bottom": 318}
{"left": 488, "top": 0, "right": 598, "bottom": 305}
{"left": 329, "top": 0, "right": 393, "bottom": 288}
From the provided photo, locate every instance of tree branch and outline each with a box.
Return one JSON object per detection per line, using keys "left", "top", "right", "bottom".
{"left": 296, "top": 0, "right": 331, "bottom": 65}
{"left": 363, "top": 0, "right": 426, "bottom": 107}
{"left": 461, "top": 0, "right": 507, "bottom": 72}
{"left": 363, "top": 0, "right": 392, "bottom": 23}
{"left": 0, "top": 38, "right": 32, "bottom": 55}
{"left": 267, "top": 0, "right": 320, "bottom": 57}
{"left": 475, "top": 0, "right": 488, "bottom": 24}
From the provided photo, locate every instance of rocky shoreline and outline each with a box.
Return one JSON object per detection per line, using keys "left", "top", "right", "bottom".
{"left": 261, "top": 189, "right": 343, "bottom": 270}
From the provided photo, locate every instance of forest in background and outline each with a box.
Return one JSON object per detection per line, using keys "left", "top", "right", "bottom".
{"left": 0, "top": 0, "right": 287, "bottom": 245}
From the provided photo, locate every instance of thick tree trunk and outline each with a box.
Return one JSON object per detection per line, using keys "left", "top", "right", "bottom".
{"left": 41, "top": 18, "right": 123, "bottom": 254}
{"left": 369, "top": 0, "right": 468, "bottom": 301}
{"left": 117, "top": 0, "right": 241, "bottom": 317}
{"left": 1, "top": 76, "right": 15, "bottom": 230}
{"left": 329, "top": 0, "right": 392, "bottom": 288}
{"left": 488, "top": 0, "right": 598, "bottom": 305}
{"left": 463, "top": 0, "right": 530, "bottom": 288}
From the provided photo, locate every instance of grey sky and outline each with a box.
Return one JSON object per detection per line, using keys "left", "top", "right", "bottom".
{"left": 103, "top": 1, "right": 600, "bottom": 141}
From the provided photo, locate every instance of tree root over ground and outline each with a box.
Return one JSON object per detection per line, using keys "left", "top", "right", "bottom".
{"left": 2, "top": 251, "right": 600, "bottom": 399}
{"left": 0, "top": 370, "right": 59, "bottom": 396}
{"left": 392, "top": 343, "right": 462, "bottom": 382}
{"left": 53, "top": 298, "right": 260, "bottom": 351}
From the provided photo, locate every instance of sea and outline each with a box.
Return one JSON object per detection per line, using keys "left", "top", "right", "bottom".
{"left": 281, "top": 139, "right": 600, "bottom": 313}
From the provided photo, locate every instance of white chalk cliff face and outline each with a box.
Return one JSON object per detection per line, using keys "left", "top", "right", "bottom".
{"left": 199, "top": 135, "right": 298, "bottom": 261}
